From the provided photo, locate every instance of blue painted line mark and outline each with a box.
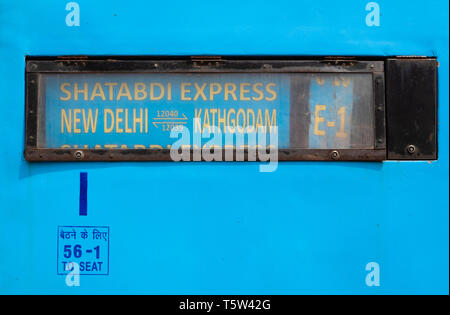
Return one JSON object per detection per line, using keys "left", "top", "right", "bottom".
{"left": 79, "top": 172, "right": 88, "bottom": 216}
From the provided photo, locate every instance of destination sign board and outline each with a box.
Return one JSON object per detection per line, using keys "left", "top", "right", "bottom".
{"left": 25, "top": 59, "right": 386, "bottom": 161}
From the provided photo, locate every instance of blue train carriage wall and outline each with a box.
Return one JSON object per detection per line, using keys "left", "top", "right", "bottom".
{"left": 0, "top": 0, "right": 448, "bottom": 294}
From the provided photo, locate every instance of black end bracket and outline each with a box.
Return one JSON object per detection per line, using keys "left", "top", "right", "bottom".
{"left": 386, "top": 58, "right": 438, "bottom": 160}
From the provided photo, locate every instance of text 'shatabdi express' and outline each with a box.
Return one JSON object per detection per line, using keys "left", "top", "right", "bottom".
{"left": 56, "top": 81, "right": 279, "bottom": 148}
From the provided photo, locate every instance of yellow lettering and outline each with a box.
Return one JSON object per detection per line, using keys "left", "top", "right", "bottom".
{"left": 82, "top": 109, "right": 98, "bottom": 133}
{"left": 224, "top": 83, "right": 237, "bottom": 101}
{"left": 74, "top": 83, "right": 88, "bottom": 101}
{"left": 181, "top": 83, "right": 192, "bottom": 100}
{"left": 60, "top": 83, "right": 72, "bottom": 101}
{"left": 203, "top": 109, "right": 211, "bottom": 133}
{"left": 336, "top": 106, "right": 347, "bottom": 138}
{"left": 104, "top": 82, "right": 118, "bottom": 100}
{"left": 265, "top": 83, "right": 277, "bottom": 101}
{"left": 194, "top": 109, "right": 202, "bottom": 133}
{"left": 124, "top": 109, "right": 132, "bottom": 133}
{"left": 115, "top": 109, "right": 124, "bottom": 133}
{"left": 240, "top": 83, "right": 251, "bottom": 101}
{"left": 73, "top": 108, "right": 81, "bottom": 133}
{"left": 265, "top": 109, "right": 277, "bottom": 133}
{"left": 117, "top": 83, "right": 132, "bottom": 100}
{"left": 256, "top": 110, "right": 263, "bottom": 132}
{"left": 314, "top": 105, "right": 326, "bottom": 136}
{"left": 167, "top": 83, "right": 172, "bottom": 101}
{"left": 134, "top": 82, "right": 147, "bottom": 100}
{"left": 236, "top": 108, "right": 246, "bottom": 133}
{"left": 145, "top": 108, "right": 148, "bottom": 133}
{"left": 150, "top": 83, "right": 164, "bottom": 100}
{"left": 90, "top": 83, "right": 106, "bottom": 101}
{"left": 210, "top": 108, "right": 217, "bottom": 128}
{"left": 252, "top": 83, "right": 264, "bottom": 101}
{"left": 333, "top": 77, "right": 341, "bottom": 86}
{"left": 104, "top": 109, "right": 114, "bottom": 133}
{"left": 194, "top": 82, "right": 207, "bottom": 101}
{"left": 247, "top": 109, "right": 255, "bottom": 132}
{"left": 133, "top": 108, "right": 144, "bottom": 133}
{"left": 227, "top": 108, "right": 236, "bottom": 133}
{"left": 217, "top": 109, "right": 226, "bottom": 133}
{"left": 61, "top": 109, "right": 71, "bottom": 133}
{"left": 209, "top": 83, "right": 222, "bottom": 100}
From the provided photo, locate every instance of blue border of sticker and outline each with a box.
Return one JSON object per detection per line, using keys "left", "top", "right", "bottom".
{"left": 57, "top": 226, "right": 110, "bottom": 276}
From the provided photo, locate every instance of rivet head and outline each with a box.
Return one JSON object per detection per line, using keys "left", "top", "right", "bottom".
{"left": 74, "top": 150, "right": 84, "bottom": 160}
{"left": 407, "top": 145, "right": 417, "bottom": 154}
{"left": 330, "top": 150, "right": 340, "bottom": 160}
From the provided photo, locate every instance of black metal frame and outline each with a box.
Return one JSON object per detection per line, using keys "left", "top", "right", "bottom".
{"left": 25, "top": 57, "right": 386, "bottom": 162}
